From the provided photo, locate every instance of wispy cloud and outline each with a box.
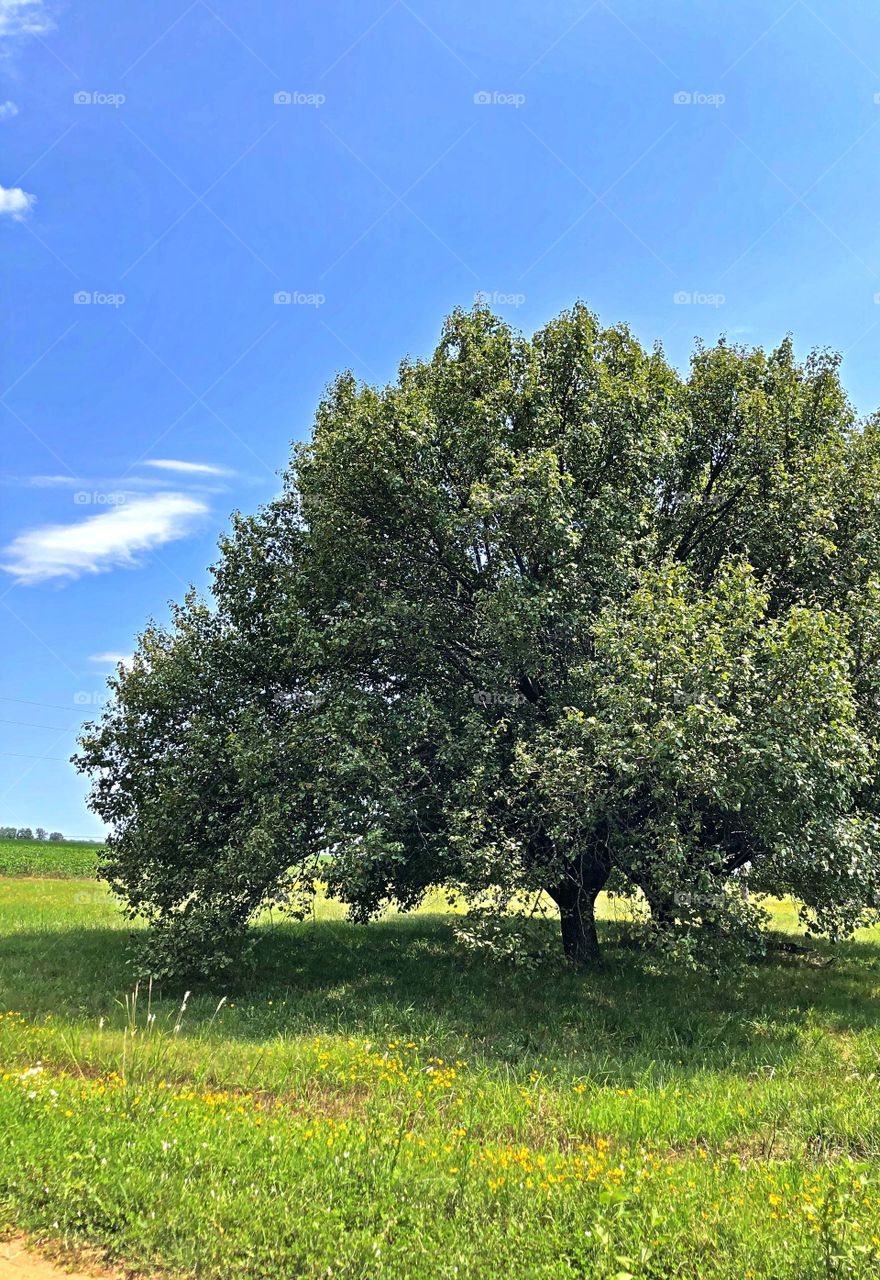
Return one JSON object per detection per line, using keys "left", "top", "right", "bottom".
{"left": 141, "top": 459, "right": 233, "bottom": 477}
{"left": 0, "top": 100, "right": 18, "bottom": 120}
{"left": 3, "top": 473, "right": 223, "bottom": 493}
{"left": 0, "top": 181, "right": 35, "bottom": 219}
{"left": 0, "top": 1, "right": 53, "bottom": 39}
{"left": 89, "top": 651, "right": 133, "bottom": 666}
{"left": 2, "top": 475, "right": 81, "bottom": 488}
{"left": 3, "top": 475, "right": 135, "bottom": 492}
{"left": 1, "top": 492, "right": 209, "bottom": 584}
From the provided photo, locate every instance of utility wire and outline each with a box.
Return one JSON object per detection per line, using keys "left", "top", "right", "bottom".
{"left": 0, "top": 718, "right": 75, "bottom": 732}
{"left": 0, "top": 696, "right": 91, "bottom": 713}
{"left": 0, "top": 751, "right": 69, "bottom": 762}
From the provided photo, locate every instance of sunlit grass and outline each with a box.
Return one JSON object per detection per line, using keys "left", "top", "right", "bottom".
{"left": 2, "top": 875, "right": 880, "bottom": 1277}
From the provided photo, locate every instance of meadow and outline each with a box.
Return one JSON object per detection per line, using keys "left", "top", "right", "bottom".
{"left": 2, "top": 842, "right": 880, "bottom": 1278}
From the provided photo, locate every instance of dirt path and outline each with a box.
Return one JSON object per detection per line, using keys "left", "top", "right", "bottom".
{"left": 0, "top": 1238, "right": 120, "bottom": 1280}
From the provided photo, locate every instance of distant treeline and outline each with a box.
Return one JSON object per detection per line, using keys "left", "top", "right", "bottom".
{"left": 0, "top": 827, "right": 66, "bottom": 841}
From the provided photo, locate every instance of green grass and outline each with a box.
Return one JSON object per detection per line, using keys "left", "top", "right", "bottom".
{"left": 0, "top": 837, "right": 102, "bottom": 878}
{"left": 2, "top": 878, "right": 880, "bottom": 1277}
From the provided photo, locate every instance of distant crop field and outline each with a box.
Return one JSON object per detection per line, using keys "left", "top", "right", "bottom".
{"left": 0, "top": 838, "right": 101, "bottom": 878}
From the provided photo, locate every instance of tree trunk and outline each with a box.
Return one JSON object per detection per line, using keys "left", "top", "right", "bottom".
{"left": 558, "top": 892, "right": 602, "bottom": 966}
{"left": 547, "top": 853, "right": 610, "bottom": 968}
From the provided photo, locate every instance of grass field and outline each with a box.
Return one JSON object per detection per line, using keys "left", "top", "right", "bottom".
{"left": 2, "top": 848, "right": 880, "bottom": 1278}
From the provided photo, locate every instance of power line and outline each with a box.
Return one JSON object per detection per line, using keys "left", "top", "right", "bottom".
{"left": 0, "top": 718, "right": 75, "bottom": 732}
{"left": 0, "top": 696, "right": 91, "bottom": 713}
{"left": 0, "top": 751, "right": 70, "bottom": 762}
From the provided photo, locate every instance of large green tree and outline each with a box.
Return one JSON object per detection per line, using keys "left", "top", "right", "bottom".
{"left": 77, "top": 305, "right": 880, "bottom": 973}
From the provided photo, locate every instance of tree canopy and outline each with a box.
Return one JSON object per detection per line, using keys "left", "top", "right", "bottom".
{"left": 77, "top": 304, "right": 880, "bottom": 974}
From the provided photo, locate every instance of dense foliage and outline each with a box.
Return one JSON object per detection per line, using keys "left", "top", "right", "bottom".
{"left": 77, "top": 304, "right": 880, "bottom": 973}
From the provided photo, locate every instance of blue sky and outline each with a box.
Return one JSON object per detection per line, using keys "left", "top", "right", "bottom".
{"left": 2, "top": 0, "right": 880, "bottom": 836}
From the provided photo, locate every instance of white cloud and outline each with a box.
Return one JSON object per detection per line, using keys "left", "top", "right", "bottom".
{"left": 2, "top": 472, "right": 234, "bottom": 496}
{"left": 0, "top": 100, "right": 18, "bottom": 120}
{"left": 141, "top": 459, "right": 233, "bottom": 477}
{"left": 0, "top": 182, "right": 35, "bottom": 219}
{"left": 6, "top": 474, "right": 161, "bottom": 491}
{"left": 1, "top": 492, "right": 209, "bottom": 584}
{"left": 0, "top": 1, "right": 53, "bottom": 39}
{"left": 89, "top": 651, "right": 133, "bottom": 666}
{"left": 6, "top": 475, "right": 78, "bottom": 487}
